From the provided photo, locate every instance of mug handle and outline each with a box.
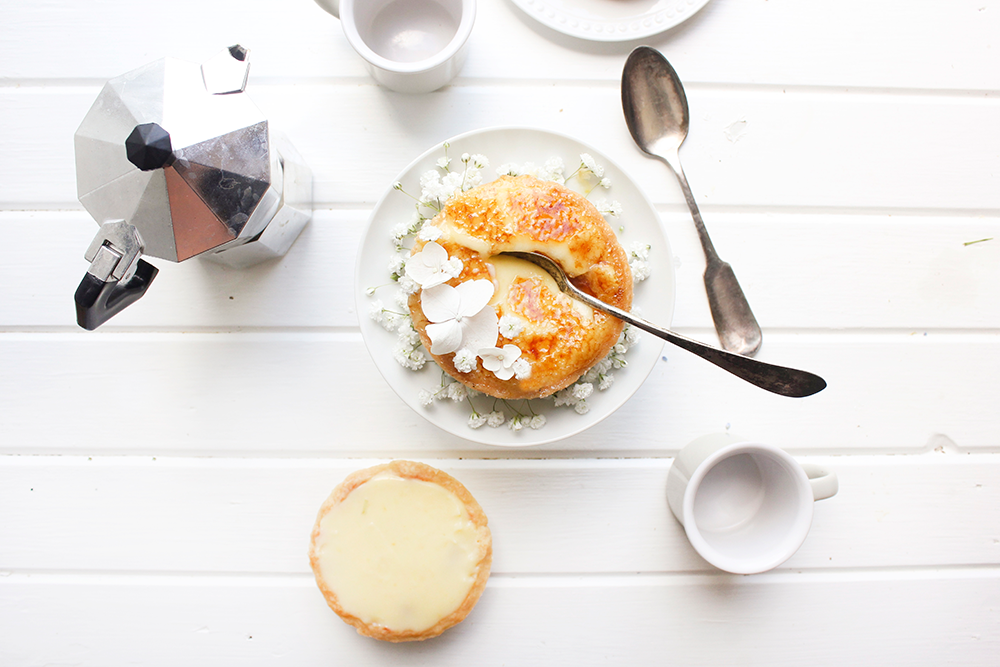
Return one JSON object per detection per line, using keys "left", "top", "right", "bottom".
{"left": 313, "top": 0, "right": 340, "bottom": 18}
{"left": 802, "top": 464, "right": 839, "bottom": 501}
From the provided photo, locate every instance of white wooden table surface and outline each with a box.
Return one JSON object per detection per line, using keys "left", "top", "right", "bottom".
{"left": 2, "top": 0, "right": 999, "bottom": 664}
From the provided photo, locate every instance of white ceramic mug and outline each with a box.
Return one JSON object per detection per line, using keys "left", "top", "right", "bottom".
{"left": 666, "top": 433, "right": 838, "bottom": 574}
{"left": 313, "top": 0, "right": 475, "bottom": 93}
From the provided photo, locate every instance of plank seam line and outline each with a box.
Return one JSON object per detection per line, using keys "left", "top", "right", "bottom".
{"left": 0, "top": 328, "right": 998, "bottom": 339}
{"left": 3, "top": 204, "right": 999, "bottom": 218}
{"left": 3, "top": 451, "right": 1000, "bottom": 468}
{"left": 1, "top": 565, "right": 997, "bottom": 587}
{"left": 2, "top": 78, "right": 998, "bottom": 101}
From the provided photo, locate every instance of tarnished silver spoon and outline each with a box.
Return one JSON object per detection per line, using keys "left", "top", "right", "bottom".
{"left": 622, "top": 45, "right": 763, "bottom": 358}
{"left": 501, "top": 251, "right": 825, "bottom": 398}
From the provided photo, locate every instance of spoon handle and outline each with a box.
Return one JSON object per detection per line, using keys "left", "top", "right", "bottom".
{"left": 666, "top": 153, "right": 719, "bottom": 263}
{"left": 567, "top": 284, "right": 824, "bottom": 398}
{"left": 661, "top": 152, "right": 763, "bottom": 358}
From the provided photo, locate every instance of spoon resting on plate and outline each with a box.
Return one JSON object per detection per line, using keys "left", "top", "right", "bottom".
{"left": 622, "top": 45, "right": 763, "bottom": 358}
{"left": 500, "top": 251, "right": 825, "bottom": 398}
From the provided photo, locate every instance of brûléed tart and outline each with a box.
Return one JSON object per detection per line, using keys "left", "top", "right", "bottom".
{"left": 407, "top": 174, "right": 632, "bottom": 399}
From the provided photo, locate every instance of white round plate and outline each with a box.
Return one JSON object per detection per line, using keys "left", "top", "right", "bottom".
{"left": 356, "top": 126, "right": 675, "bottom": 446}
{"left": 509, "top": 0, "right": 711, "bottom": 42}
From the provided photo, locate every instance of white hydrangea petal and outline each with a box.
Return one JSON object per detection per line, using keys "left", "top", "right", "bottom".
{"left": 460, "top": 308, "right": 499, "bottom": 354}
{"left": 406, "top": 241, "right": 452, "bottom": 287}
{"left": 478, "top": 347, "right": 504, "bottom": 372}
{"left": 454, "top": 279, "right": 495, "bottom": 317}
{"left": 404, "top": 258, "right": 436, "bottom": 285}
{"left": 426, "top": 320, "right": 463, "bottom": 354}
{"left": 500, "top": 344, "right": 521, "bottom": 368}
{"left": 493, "top": 365, "right": 516, "bottom": 381}
{"left": 420, "top": 283, "right": 461, "bottom": 323}
{"left": 479, "top": 345, "right": 522, "bottom": 381}
{"left": 416, "top": 240, "right": 447, "bottom": 265}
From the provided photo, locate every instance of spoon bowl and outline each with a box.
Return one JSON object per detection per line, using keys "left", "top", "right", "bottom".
{"left": 622, "top": 46, "right": 763, "bottom": 358}
{"left": 501, "top": 251, "right": 825, "bottom": 398}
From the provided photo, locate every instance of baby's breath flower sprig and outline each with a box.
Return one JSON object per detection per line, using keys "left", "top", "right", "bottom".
{"left": 393, "top": 181, "right": 429, "bottom": 208}
{"left": 579, "top": 153, "right": 603, "bottom": 178}
{"left": 565, "top": 153, "right": 614, "bottom": 198}
{"left": 566, "top": 154, "right": 600, "bottom": 181}
{"left": 387, "top": 254, "right": 406, "bottom": 282}
{"left": 467, "top": 404, "right": 488, "bottom": 429}
{"left": 486, "top": 409, "right": 506, "bottom": 428}
{"left": 418, "top": 375, "right": 472, "bottom": 407}
{"left": 517, "top": 399, "right": 548, "bottom": 430}
{"left": 390, "top": 314, "right": 425, "bottom": 371}
{"left": 552, "top": 382, "right": 595, "bottom": 415}
{"left": 628, "top": 242, "right": 652, "bottom": 283}
{"left": 394, "top": 346, "right": 426, "bottom": 371}
{"left": 596, "top": 198, "right": 624, "bottom": 218}
{"left": 368, "top": 299, "right": 409, "bottom": 333}
{"left": 434, "top": 141, "right": 453, "bottom": 172}
{"left": 464, "top": 388, "right": 492, "bottom": 429}
{"left": 391, "top": 213, "right": 427, "bottom": 251}
{"left": 457, "top": 152, "right": 489, "bottom": 193}
{"left": 496, "top": 397, "right": 533, "bottom": 432}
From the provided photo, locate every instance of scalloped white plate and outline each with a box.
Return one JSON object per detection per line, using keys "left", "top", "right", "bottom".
{"left": 356, "top": 127, "right": 675, "bottom": 446}
{"left": 510, "top": 0, "right": 711, "bottom": 42}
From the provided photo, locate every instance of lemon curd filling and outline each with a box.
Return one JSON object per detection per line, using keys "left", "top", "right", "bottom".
{"left": 487, "top": 254, "right": 594, "bottom": 323}
{"left": 312, "top": 472, "right": 483, "bottom": 632}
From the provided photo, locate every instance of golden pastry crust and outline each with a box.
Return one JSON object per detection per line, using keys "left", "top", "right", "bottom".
{"left": 308, "top": 460, "right": 492, "bottom": 642}
{"left": 409, "top": 174, "right": 632, "bottom": 399}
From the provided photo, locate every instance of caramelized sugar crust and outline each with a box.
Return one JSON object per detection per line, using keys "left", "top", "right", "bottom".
{"left": 409, "top": 175, "right": 633, "bottom": 399}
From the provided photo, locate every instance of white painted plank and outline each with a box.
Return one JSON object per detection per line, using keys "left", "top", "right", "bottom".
{"left": 3, "top": 0, "right": 999, "bottom": 91}
{"left": 2, "top": 455, "right": 998, "bottom": 574}
{"left": 4, "top": 210, "right": 998, "bottom": 330}
{"left": 3, "top": 85, "right": 999, "bottom": 211}
{"left": 1, "top": 3, "right": 997, "bottom": 666}
{"left": 0, "top": 569, "right": 996, "bottom": 666}
{"left": 0, "top": 333, "right": 997, "bottom": 453}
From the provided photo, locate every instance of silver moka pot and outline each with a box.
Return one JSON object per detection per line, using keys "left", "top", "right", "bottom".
{"left": 73, "top": 45, "right": 312, "bottom": 329}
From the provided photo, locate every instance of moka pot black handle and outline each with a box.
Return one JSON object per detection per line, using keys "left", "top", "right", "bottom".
{"left": 74, "top": 258, "right": 158, "bottom": 330}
